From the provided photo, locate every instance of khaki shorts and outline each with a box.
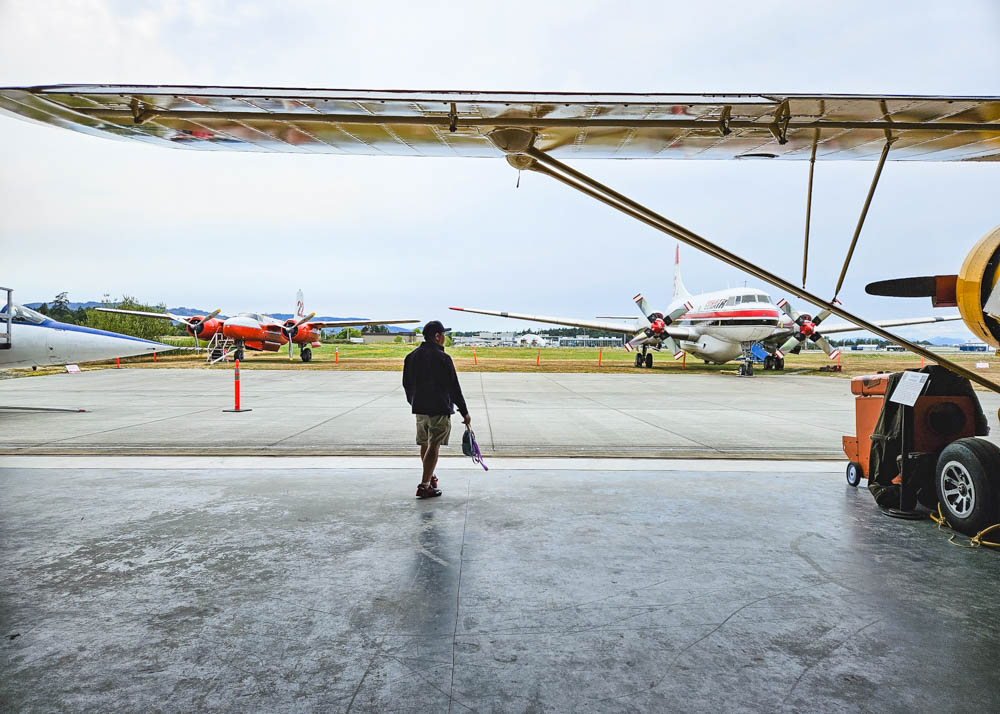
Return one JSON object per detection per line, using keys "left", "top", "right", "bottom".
{"left": 415, "top": 414, "right": 451, "bottom": 446}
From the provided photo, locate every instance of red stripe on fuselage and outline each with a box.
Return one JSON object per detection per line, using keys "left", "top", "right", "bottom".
{"left": 683, "top": 309, "right": 780, "bottom": 320}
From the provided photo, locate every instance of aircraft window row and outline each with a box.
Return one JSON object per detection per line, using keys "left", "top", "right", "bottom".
{"left": 728, "top": 294, "right": 772, "bottom": 305}
{"left": 0, "top": 304, "right": 46, "bottom": 324}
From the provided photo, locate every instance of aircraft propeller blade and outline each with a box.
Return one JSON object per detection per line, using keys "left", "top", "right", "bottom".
{"left": 170, "top": 309, "right": 221, "bottom": 349}
{"left": 812, "top": 334, "right": 841, "bottom": 359}
{"left": 284, "top": 312, "right": 316, "bottom": 360}
{"left": 624, "top": 331, "right": 649, "bottom": 351}
{"left": 781, "top": 335, "right": 804, "bottom": 354}
{"left": 778, "top": 300, "right": 839, "bottom": 358}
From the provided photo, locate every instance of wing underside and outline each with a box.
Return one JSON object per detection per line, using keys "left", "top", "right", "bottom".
{"left": 810, "top": 314, "right": 963, "bottom": 335}
{"left": 309, "top": 318, "right": 419, "bottom": 329}
{"left": 450, "top": 306, "right": 694, "bottom": 341}
{"left": 1, "top": 86, "right": 998, "bottom": 161}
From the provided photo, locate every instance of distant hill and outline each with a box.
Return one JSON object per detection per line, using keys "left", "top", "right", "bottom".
{"left": 25, "top": 301, "right": 415, "bottom": 333}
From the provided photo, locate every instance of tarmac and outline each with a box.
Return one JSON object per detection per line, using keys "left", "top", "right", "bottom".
{"left": 2, "top": 369, "right": 999, "bottom": 712}
{"left": 2, "top": 457, "right": 999, "bottom": 712}
{"left": 3, "top": 368, "right": 999, "bottom": 457}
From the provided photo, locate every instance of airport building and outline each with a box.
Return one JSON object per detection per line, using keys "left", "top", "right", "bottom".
{"left": 361, "top": 331, "right": 417, "bottom": 344}
{"left": 559, "top": 335, "right": 624, "bottom": 348}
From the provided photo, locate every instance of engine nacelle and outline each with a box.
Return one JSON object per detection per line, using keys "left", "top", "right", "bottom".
{"left": 189, "top": 316, "right": 221, "bottom": 340}
{"left": 956, "top": 225, "right": 1000, "bottom": 348}
{"left": 284, "top": 321, "right": 315, "bottom": 343}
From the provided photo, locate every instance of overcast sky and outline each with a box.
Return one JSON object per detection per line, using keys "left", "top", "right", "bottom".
{"left": 1, "top": 1, "right": 998, "bottom": 338}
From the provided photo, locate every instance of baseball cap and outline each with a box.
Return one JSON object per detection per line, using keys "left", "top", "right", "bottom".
{"left": 423, "top": 320, "right": 450, "bottom": 340}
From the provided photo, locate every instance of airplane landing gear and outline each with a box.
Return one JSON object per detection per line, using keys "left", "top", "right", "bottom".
{"left": 635, "top": 345, "right": 653, "bottom": 368}
{"left": 763, "top": 354, "right": 785, "bottom": 371}
{"left": 737, "top": 342, "right": 755, "bottom": 377}
{"left": 234, "top": 343, "right": 245, "bottom": 361}
{"left": 300, "top": 347, "right": 312, "bottom": 363}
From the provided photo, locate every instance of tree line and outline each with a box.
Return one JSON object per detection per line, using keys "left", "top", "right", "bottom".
{"left": 35, "top": 293, "right": 188, "bottom": 342}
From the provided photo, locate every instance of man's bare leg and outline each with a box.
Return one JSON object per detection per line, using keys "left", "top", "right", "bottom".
{"left": 421, "top": 443, "right": 440, "bottom": 485}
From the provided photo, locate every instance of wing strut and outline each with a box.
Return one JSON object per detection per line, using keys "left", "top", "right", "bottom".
{"left": 486, "top": 131, "right": 1000, "bottom": 394}
{"left": 802, "top": 129, "right": 819, "bottom": 288}
{"left": 832, "top": 135, "right": 895, "bottom": 301}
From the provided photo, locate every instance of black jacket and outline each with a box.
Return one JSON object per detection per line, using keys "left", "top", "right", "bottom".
{"left": 402, "top": 341, "right": 469, "bottom": 417}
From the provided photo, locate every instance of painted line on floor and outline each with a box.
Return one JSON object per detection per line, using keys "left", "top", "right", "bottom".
{"left": 0, "top": 455, "right": 843, "bottom": 472}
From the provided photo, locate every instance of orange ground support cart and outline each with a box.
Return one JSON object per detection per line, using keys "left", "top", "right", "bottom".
{"left": 842, "top": 373, "right": 978, "bottom": 488}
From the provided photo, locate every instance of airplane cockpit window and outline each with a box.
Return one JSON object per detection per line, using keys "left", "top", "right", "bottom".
{"left": 733, "top": 296, "right": 742, "bottom": 305}
{"left": 742, "top": 294, "right": 757, "bottom": 303}
{"left": 0, "top": 304, "right": 46, "bottom": 324}
{"left": 760, "top": 294, "right": 772, "bottom": 304}
{"left": 239, "top": 312, "right": 262, "bottom": 322}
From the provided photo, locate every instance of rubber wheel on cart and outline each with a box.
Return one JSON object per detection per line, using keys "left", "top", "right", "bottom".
{"left": 935, "top": 437, "right": 1000, "bottom": 536}
{"left": 846, "top": 461, "right": 863, "bottom": 487}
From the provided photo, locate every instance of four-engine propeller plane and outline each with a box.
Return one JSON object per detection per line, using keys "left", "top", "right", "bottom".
{"left": 1, "top": 85, "right": 999, "bottom": 392}
{"left": 96, "top": 291, "right": 418, "bottom": 362}
{"left": 451, "top": 248, "right": 961, "bottom": 376}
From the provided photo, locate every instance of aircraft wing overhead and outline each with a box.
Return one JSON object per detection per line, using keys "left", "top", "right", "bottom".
{"left": 308, "top": 318, "right": 419, "bottom": 329}
{"left": 1, "top": 86, "right": 999, "bottom": 161}
{"left": 814, "top": 314, "right": 963, "bottom": 335}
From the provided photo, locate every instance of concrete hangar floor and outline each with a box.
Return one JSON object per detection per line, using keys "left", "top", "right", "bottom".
{"left": 1, "top": 369, "right": 999, "bottom": 712}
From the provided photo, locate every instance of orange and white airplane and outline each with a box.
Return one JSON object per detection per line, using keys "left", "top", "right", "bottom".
{"left": 97, "top": 290, "right": 417, "bottom": 361}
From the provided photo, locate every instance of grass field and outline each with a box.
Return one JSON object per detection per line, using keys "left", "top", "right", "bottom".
{"left": 13, "top": 340, "right": 1000, "bottom": 389}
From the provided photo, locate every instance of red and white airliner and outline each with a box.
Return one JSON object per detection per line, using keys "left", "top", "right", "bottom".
{"left": 97, "top": 290, "right": 418, "bottom": 362}
{"left": 452, "top": 247, "right": 961, "bottom": 376}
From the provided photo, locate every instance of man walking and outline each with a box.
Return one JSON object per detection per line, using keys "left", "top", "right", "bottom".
{"left": 402, "top": 320, "right": 471, "bottom": 498}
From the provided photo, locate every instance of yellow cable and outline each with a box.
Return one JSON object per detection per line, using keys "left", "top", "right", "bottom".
{"left": 929, "top": 502, "right": 999, "bottom": 549}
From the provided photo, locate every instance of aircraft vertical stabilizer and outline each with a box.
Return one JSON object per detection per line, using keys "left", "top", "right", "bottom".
{"left": 673, "top": 245, "right": 690, "bottom": 300}
{"left": 296, "top": 289, "right": 305, "bottom": 318}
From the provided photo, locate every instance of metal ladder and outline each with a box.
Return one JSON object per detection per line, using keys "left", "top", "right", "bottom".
{"left": 205, "top": 332, "right": 235, "bottom": 365}
{"left": 0, "top": 287, "right": 11, "bottom": 351}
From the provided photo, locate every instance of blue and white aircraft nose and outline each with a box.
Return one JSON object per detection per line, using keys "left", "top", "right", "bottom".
{"left": 45, "top": 321, "right": 177, "bottom": 364}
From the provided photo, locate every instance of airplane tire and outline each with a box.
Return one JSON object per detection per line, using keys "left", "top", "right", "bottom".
{"left": 746, "top": 362, "right": 754, "bottom": 377}
{"left": 846, "top": 461, "right": 863, "bottom": 487}
{"left": 935, "top": 438, "right": 1000, "bottom": 536}
{"left": 645, "top": 354, "right": 653, "bottom": 369}
{"left": 737, "top": 363, "right": 745, "bottom": 376}
{"left": 776, "top": 357, "right": 785, "bottom": 370}
{"left": 635, "top": 354, "right": 643, "bottom": 368}
{"left": 763, "top": 355, "right": 773, "bottom": 370}
{"left": 301, "top": 348, "right": 312, "bottom": 363}
{"left": 235, "top": 348, "right": 245, "bottom": 361}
